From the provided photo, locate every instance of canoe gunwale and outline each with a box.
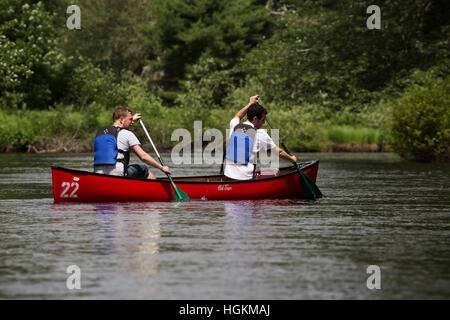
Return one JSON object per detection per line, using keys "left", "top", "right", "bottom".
{"left": 51, "top": 160, "right": 319, "bottom": 185}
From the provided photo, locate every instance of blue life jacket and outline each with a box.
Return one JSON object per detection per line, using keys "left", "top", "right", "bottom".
{"left": 225, "top": 123, "right": 257, "bottom": 165}
{"left": 94, "top": 126, "right": 129, "bottom": 171}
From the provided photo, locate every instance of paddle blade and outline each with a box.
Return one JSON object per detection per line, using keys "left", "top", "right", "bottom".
{"left": 302, "top": 171, "right": 323, "bottom": 198}
{"left": 296, "top": 165, "right": 323, "bottom": 200}
{"left": 173, "top": 184, "right": 190, "bottom": 200}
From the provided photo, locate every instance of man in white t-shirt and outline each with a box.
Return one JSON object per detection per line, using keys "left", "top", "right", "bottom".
{"left": 224, "top": 95, "right": 297, "bottom": 180}
{"left": 94, "top": 107, "right": 170, "bottom": 179}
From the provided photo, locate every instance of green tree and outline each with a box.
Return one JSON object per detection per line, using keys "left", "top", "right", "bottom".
{"left": 148, "top": 0, "right": 270, "bottom": 94}
{"left": 390, "top": 71, "right": 449, "bottom": 162}
{"left": 61, "top": 0, "right": 154, "bottom": 76}
{"left": 240, "top": 0, "right": 450, "bottom": 108}
{"left": 0, "top": 0, "right": 67, "bottom": 109}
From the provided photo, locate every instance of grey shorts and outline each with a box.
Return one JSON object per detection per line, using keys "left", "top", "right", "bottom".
{"left": 127, "top": 164, "right": 149, "bottom": 178}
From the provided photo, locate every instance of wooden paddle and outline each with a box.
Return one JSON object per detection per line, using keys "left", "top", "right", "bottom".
{"left": 139, "top": 119, "right": 189, "bottom": 200}
{"left": 265, "top": 116, "right": 323, "bottom": 200}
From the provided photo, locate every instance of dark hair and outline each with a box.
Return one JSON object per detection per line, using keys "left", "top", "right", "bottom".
{"left": 113, "top": 106, "right": 131, "bottom": 121}
{"left": 247, "top": 103, "right": 267, "bottom": 122}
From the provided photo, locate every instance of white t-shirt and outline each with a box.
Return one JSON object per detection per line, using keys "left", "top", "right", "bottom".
{"left": 224, "top": 118, "right": 276, "bottom": 180}
{"left": 94, "top": 128, "right": 141, "bottom": 176}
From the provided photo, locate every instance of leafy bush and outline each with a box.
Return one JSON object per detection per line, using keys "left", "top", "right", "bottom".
{"left": 65, "top": 60, "right": 123, "bottom": 110}
{"left": 390, "top": 72, "right": 450, "bottom": 161}
{"left": 0, "top": 1, "right": 68, "bottom": 109}
{"left": 0, "top": 111, "right": 38, "bottom": 150}
{"left": 327, "top": 125, "right": 380, "bottom": 145}
{"left": 262, "top": 106, "right": 331, "bottom": 152}
{"left": 124, "top": 80, "right": 172, "bottom": 145}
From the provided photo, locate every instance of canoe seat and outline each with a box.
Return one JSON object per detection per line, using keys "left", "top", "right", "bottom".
{"left": 255, "top": 170, "right": 278, "bottom": 180}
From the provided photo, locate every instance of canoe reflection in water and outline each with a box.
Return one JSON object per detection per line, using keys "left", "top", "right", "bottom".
{"left": 94, "top": 204, "right": 161, "bottom": 279}
{"left": 51, "top": 203, "right": 162, "bottom": 281}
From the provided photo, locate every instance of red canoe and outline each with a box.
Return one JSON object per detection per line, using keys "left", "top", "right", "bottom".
{"left": 51, "top": 160, "right": 320, "bottom": 203}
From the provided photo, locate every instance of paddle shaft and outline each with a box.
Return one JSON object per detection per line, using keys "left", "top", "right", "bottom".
{"left": 139, "top": 119, "right": 164, "bottom": 164}
{"left": 139, "top": 119, "right": 175, "bottom": 185}
{"left": 265, "top": 117, "right": 293, "bottom": 156}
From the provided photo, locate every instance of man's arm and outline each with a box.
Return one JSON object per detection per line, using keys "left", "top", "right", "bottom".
{"left": 274, "top": 147, "right": 297, "bottom": 164}
{"left": 233, "top": 95, "right": 259, "bottom": 121}
{"left": 131, "top": 144, "right": 170, "bottom": 174}
{"left": 257, "top": 130, "right": 297, "bottom": 164}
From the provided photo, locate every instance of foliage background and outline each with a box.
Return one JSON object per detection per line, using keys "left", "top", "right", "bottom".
{"left": 0, "top": 0, "right": 449, "bottom": 161}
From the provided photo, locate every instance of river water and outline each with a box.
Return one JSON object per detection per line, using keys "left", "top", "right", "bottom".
{"left": 0, "top": 152, "right": 449, "bottom": 299}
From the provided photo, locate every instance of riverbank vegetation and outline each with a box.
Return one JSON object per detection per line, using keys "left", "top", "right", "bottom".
{"left": 1, "top": 0, "right": 449, "bottom": 161}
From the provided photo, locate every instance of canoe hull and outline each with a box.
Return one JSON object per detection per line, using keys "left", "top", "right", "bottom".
{"left": 52, "top": 161, "right": 320, "bottom": 203}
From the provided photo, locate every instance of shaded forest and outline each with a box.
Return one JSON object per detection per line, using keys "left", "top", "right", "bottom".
{"left": 0, "top": 0, "right": 449, "bottom": 161}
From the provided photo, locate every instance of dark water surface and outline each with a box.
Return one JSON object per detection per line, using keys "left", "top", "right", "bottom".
{"left": 0, "top": 153, "right": 449, "bottom": 299}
